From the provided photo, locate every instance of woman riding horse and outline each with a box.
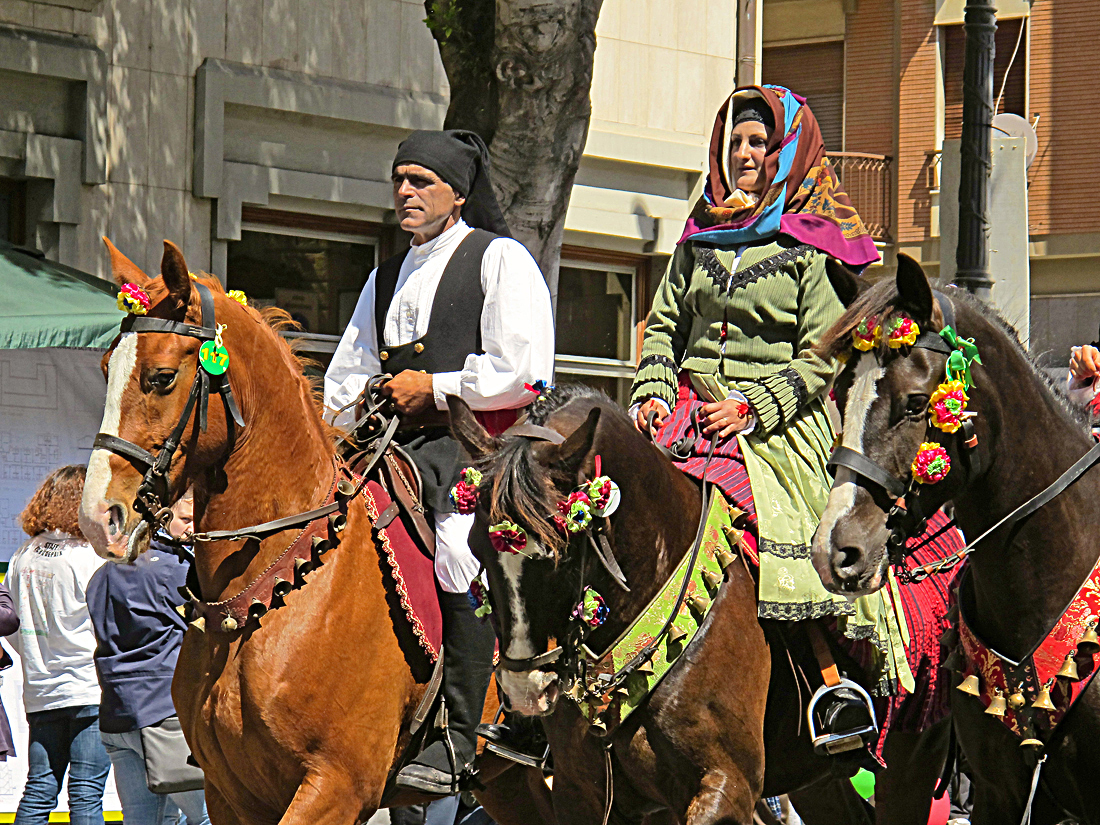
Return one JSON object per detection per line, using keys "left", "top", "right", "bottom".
{"left": 631, "top": 85, "right": 913, "bottom": 748}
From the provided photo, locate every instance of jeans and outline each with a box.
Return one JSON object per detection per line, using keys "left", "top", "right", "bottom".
{"left": 101, "top": 729, "right": 209, "bottom": 825}
{"left": 15, "top": 705, "right": 111, "bottom": 825}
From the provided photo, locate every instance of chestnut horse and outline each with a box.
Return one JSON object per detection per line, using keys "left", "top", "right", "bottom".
{"left": 448, "top": 389, "right": 949, "bottom": 825}
{"left": 812, "top": 255, "right": 1100, "bottom": 823}
{"left": 78, "top": 240, "right": 552, "bottom": 825}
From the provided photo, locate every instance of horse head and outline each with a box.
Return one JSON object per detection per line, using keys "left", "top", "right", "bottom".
{"left": 79, "top": 239, "right": 255, "bottom": 563}
{"left": 811, "top": 255, "right": 983, "bottom": 596}
{"left": 450, "top": 386, "right": 664, "bottom": 717}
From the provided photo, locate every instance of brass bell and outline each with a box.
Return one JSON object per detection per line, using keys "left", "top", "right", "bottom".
{"left": 295, "top": 557, "right": 313, "bottom": 578}
{"left": 985, "top": 688, "right": 1007, "bottom": 717}
{"left": 589, "top": 717, "right": 608, "bottom": 735}
{"left": 636, "top": 659, "right": 655, "bottom": 674}
{"left": 701, "top": 569, "right": 722, "bottom": 595}
{"left": 715, "top": 548, "right": 737, "bottom": 571}
{"left": 1078, "top": 619, "right": 1099, "bottom": 652}
{"left": 721, "top": 524, "right": 743, "bottom": 547}
{"left": 175, "top": 603, "right": 189, "bottom": 619}
{"left": 957, "top": 673, "right": 981, "bottom": 696}
{"left": 328, "top": 512, "right": 347, "bottom": 533}
{"left": 1057, "top": 651, "right": 1080, "bottom": 681}
{"left": 940, "top": 626, "right": 959, "bottom": 648}
{"left": 728, "top": 506, "right": 747, "bottom": 527}
{"left": 221, "top": 616, "right": 239, "bottom": 633}
{"left": 667, "top": 624, "right": 688, "bottom": 646}
{"left": 943, "top": 647, "right": 966, "bottom": 672}
{"left": 189, "top": 616, "right": 206, "bottom": 633}
{"left": 335, "top": 479, "right": 356, "bottom": 500}
{"left": 272, "top": 577, "right": 292, "bottom": 599}
{"left": 312, "top": 536, "right": 331, "bottom": 555}
{"left": 1020, "top": 737, "right": 1043, "bottom": 749}
{"left": 687, "top": 594, "right": 710, "bottom": 620}
{"left": 248, "top": 598, "right": 267, "bottom": 621}
{"left": 1007, "top": 691, "right": 1026, "bottom": 710}
{"left": 1032, "top": 682, "right": 1056, "bottom": 712}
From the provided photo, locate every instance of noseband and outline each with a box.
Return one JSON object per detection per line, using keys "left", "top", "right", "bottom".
{"left": 826, "top": 291, "right": 981, "bottom": 570}
{"left": 93, "top": 283, "right": 245, "bottom": 532}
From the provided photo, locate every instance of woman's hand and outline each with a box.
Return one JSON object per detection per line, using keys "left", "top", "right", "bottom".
{"left": 701, "top": 398, "right": 753, "bottom": 440}
{"left": 1070, "top": 345, "right": 1100, "bottom": 383}
{"left": 635, "top": 399, "right": 669, "bottom": 436}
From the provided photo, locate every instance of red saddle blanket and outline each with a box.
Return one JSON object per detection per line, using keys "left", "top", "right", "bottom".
{"left": 362, "top": 478, "right": 442, "bottom": 663}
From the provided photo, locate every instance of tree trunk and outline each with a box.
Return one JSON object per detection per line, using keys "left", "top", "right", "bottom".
{"left": 424, "top": 0, "right": 603, "bottom": 303}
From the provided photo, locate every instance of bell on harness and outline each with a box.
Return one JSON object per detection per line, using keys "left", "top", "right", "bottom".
{"left": 807, "top": 679, "right": 879, "bottom": 759}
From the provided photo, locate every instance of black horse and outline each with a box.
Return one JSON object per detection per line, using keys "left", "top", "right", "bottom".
{"left": 812, "top": 254, "right": 1100, "bottom": 824}
{"left": 450, "top": 390, "right": 949, "bottom": 825}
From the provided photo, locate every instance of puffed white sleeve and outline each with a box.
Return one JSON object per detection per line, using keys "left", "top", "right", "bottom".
{"left": 324, "top": 268, "right": 382, "bottom": 428}
{"left": 431, "top": 238, "right": 555, "bottom": 411}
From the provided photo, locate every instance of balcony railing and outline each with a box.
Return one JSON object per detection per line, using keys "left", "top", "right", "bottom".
{"left": 830, "top": 152, "right": 893, "bottom": 243}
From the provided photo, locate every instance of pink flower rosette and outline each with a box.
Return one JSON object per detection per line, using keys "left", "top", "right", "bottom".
{"left": 488, "top": 521, "right": 528, "bottom": 554}
{"left": 117, "top": 283, "right": 151, "bottom": 315}
{"left": 449, "top": 467, "right": 482, "bottom": 514}
{"left": 929, "top": 380, "right": 968, "bottom": 433}
{"left": 886, "top": 315, "right": 920, "bottom": 348}
{"left": 912, "top": 443, "right": 950, "bottom": 484}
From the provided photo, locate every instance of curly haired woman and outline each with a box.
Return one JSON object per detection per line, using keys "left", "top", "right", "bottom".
{"left": 6, "top": 466, "right": 109, "bottom": 825}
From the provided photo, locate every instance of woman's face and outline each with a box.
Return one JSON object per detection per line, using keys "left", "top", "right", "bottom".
{"left": 730, "top": 120, "right": 770, "bottom": 194}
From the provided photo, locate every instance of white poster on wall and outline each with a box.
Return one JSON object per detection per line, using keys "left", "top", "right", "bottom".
{"left": 0, "top": 347, "right": 120, "bottom": 812}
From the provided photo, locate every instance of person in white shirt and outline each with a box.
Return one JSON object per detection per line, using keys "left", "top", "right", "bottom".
{"left": 6, "top": 465, "right": 109, "bottom": 825}
{"left": 324, "top": 130, "right": 554, "bottom": 794}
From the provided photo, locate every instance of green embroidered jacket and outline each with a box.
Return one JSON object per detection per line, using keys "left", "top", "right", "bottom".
{"left": 630, "top": 238, "right": 845, "bottom": 436}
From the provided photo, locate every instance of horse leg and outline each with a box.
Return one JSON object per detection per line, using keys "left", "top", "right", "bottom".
{"left": 787, "top": 776, "right": 874, "bottom": 825}
{"left": 277, "top": 772, "right": 367, "bottom": 825}
{"left": 475, "top": 763, "right": 554, "bottom": 825}
{"left": 679, "top": 769, "right": 758, "bottom": 825}
{"left": 874, "top": 720, "right": 951, "bottom": 825}
{"left": 204, "top": 782, "right": 245, "bottom": 825}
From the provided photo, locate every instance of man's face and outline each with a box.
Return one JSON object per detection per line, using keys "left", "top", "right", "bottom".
{"left": 392, "top": 163, "right": 466, "bottom": 242}
{"left": 168, "top": 496, "right": 193, "bottom": 539}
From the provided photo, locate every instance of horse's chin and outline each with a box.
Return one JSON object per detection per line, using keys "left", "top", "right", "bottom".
{"left": 824, "top": 559, "right": 889, "bottom": 599}
{"left": 498, "top": 670, "right": 560, "bottom": 717}
{"left": 100, "top": 520, "right": 150, "bottom": 564}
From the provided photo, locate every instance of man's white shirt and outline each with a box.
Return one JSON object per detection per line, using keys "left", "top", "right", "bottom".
{"left": 324, "top": 220, "right": 555, "bottom": 428}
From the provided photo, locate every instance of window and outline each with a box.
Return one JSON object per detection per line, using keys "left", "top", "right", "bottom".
{"left": 762, "top": 41, "right": 844, "bottom": 151}
{"left": 942, "top": 19, "right": 1027, "bottom": 142}
{"left": 0, "top": 179, "right": 26, "bottom": 246}
{"left": 1030, "top": 294, "right": 1100, "bottom": 370}
{"left": 554, "top": 249, "right": 651, "bottom": 407}
{"left": 226, "top": 207, "right": 395, "bottom": 371}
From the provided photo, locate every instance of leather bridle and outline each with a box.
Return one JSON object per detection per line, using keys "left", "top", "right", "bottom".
{"left": 826, "top": 291, "right": 982, "bottom": 570}
{"left": 93, "top": 282, "right": 245, "bottom": 534}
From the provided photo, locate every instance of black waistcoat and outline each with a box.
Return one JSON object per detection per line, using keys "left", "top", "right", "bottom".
{"left": 373, "top": 228, "right": 497, "bottom": 376}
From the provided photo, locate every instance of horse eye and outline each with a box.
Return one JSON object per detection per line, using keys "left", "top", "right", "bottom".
{"left": 147, "top": 370, "right": 177, "bottom": 392}
{"left": 905, "top": 394, "right": 928, "bottom": 417}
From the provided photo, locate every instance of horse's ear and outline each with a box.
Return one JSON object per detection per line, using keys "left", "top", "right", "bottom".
{"left": 551, "top": 407, "right": 600, "bottom": 474}
{"left": 103, "top": 237, "right": 151, "bottom": 288}
{"left": 895, "top": 253, "right": 934, "bottom": 321}
{"left": 160, "top": 241, "right": 192, "bottom": 313}
{"left": 448, "top": 395, "right": 498, "bottom": 459}
{"left": 824, "top": 257, "right": 865, "bottom": 308}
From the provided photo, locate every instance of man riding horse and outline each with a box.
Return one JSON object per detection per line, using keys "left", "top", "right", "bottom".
{"left": 324, "top": 129, "right": 555, "bottom": 795}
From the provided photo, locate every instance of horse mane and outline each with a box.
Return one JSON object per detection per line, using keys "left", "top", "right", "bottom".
{"left": 817, "top": 279, "right": 1090, "bottom": 432}
{"left": 484, "top": 383, "right": 626, "bottom": 557}
{"left": 191, "top": 275, "right": 340, "bottom": 445}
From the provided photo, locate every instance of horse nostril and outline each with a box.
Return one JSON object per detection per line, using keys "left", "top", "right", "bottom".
{"left": 837, "top": 545, "right": 863, "bottom": 571}
{"left": 106, "top": 504, "right": 126, "bottom": 538}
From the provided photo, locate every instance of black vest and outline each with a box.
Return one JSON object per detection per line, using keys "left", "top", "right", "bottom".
{"left": 374, "top": 229, "right": 497, "bottom": 375}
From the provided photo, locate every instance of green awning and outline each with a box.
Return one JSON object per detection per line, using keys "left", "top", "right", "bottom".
{"left": 0, "top": 242, "right": 122, "bottom": 349}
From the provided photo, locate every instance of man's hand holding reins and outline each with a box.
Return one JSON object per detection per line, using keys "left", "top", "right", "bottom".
{"left": 381, "top": 370, "right": 435, "bottom": 416}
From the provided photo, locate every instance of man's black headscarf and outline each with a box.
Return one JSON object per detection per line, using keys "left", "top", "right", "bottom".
{"left": 392, "top": 130, "right": 511, "bottom": 237}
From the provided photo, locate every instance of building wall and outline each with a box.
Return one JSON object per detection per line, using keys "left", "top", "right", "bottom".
{"left": 895, "top": 0, "right": 937, "bottom": 247}
{"left": 843, "top": 0, "right": 895, "bottom": 158}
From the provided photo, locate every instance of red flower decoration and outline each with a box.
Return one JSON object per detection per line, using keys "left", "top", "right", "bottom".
{"left": 489, "top": 522, "right": 528, "bottom": 554}
{"left": 912, "top": 443, "right": 950, "bottom": 484}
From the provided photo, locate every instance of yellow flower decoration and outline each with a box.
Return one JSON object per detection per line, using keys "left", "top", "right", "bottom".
{"left": 852, "top": 315, "right": 881, "bottom": 351}
{"left": 227, "top": 290, "right": 248, "bottom": 306}
{"left": 886, "top": 315, "right": 920, "bottom": 349}
{"left": 929, "top": 380, "right": 968, "bottom": 434}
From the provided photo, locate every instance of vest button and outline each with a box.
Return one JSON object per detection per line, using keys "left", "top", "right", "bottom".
{"left": 414, "top": 343, "right": 425, "bottom": 354}
{"left": 380, "top": 351, "right": 389, "bottom": 361}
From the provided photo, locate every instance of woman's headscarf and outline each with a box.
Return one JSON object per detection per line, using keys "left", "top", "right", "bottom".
{"left": 679, "top": 85, "right": 879, "bottom": 268}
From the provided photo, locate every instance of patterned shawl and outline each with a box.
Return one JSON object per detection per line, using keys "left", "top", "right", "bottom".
{"left": 679, "top": 85, "right": 880, "bottom": 268}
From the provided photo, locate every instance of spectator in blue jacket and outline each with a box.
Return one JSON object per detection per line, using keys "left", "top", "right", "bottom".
{"left": 88, "top": 490, "right": 209, "bottom": 825}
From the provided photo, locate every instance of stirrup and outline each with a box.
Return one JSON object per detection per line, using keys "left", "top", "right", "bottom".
{"left": 807, "top": 678, "right": 878, "bottom": 756}
{"left": 477, "top": 706, "right": 549, "bottom": 770}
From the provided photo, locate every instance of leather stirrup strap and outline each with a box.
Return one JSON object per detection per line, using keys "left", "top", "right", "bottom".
{"left": 807, "top": 622, "right": 841, "bottom": 688}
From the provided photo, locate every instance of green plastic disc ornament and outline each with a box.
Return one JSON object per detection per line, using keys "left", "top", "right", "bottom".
{"left": 850, "top": 768, "right": 875, "bottom": 801}
{"left": 199, "top": 340, "right": 229, "bottom": 375}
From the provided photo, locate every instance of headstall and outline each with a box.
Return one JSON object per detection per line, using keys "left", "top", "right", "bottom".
{"left": 827, "top": 290, "right": 984, "bottom": 578}
{"left": 94, "top": 281, "right": 245, "bottom": 533}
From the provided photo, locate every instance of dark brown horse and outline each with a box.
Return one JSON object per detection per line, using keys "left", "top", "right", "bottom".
{"left": 449, "top": 388, "right": 949, "bottom": 825}
{"left": 77, "top": 240, "right": 553, "bottom": 825}
{"left": 812, "top": 255, "right": 1100, "bottom": 824}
